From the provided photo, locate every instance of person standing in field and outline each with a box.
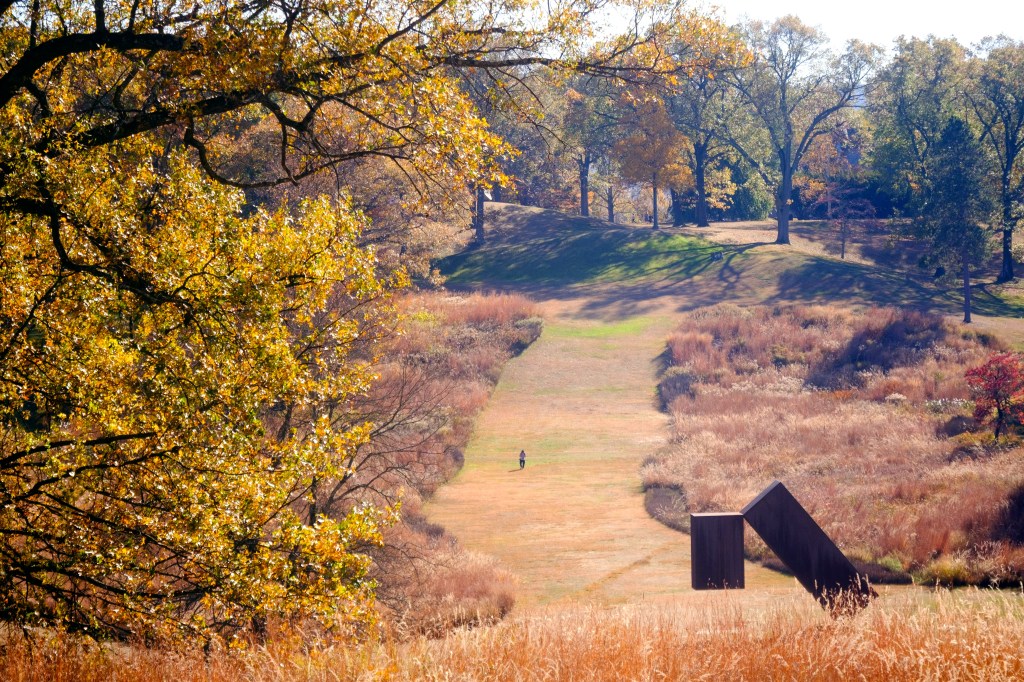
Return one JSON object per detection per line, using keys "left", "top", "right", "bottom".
{"left": 519, "top": 450, "right": 526, "bottom": 469}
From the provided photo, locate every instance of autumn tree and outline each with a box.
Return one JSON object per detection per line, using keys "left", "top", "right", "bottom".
{"left": 664, "top": 73, "right": 736, "bottom": 226}
{"left": 801, "top": 121, "right": 876, "bottom": 258}
{"left": 966, "top": 38, "right": 1024, "bottom": 282}
{"left": 563, "top": 77, "right": 622, "bottom": 217}
{"left": 0, "top": 158, "right": 400, "bottom": 640}
{"left": 663, "top": 30, "right": 749, "bottom": 226}
{"left": 966, "top": 352, "right": 1024, "bottom": 437}
{"left": 613, "top": 96, "right": 692, "bottom": 229}
{"left": 724, "top": 17, "right": 878, "bottom": 243}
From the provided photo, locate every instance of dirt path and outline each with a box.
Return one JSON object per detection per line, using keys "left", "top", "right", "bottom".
{"left": 424, "top": 295, "right": 796, "bottom": 610}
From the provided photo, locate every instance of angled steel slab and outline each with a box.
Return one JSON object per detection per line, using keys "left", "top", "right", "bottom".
{"left": 691, "top": 512, "right": 745, "bottom": 590}
{"left": 741, "top": 481, "right": 874, "bottom": 614}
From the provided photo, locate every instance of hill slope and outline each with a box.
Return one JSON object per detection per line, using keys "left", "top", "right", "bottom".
{"left": 439, "top": 203, "right": 1024, "bottom": 326}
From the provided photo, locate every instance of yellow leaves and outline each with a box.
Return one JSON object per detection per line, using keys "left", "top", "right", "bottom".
{"left": 613, "top": 96, "right": 691, "bottom": 189}
{"left": 0, "top": 130, "right": 402, "bottom": 641}
{"left": 704, "top": 166, "right": 739, "bottom": 211}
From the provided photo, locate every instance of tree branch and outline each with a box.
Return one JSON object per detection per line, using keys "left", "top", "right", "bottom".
{"left": 0, "top": 431, "right": 158, "bottom": 470}
{"left": 0, "top": 31, "right": 184, "bottom": 108}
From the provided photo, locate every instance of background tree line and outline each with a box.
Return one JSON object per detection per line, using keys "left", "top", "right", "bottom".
{"left": 480, "top": 20, "right": 1024, "bottom": 321}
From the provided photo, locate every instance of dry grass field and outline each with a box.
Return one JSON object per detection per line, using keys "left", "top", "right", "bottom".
{"left": 647, "top": 303, "right": 1024, "bottom": 585}
{"left": 9, "top": 216, "right": 1024, "bottom": 679}
{"left": 338, "top": 291, "right": 544, "bottom": 634}
{"left": 6, "top": 590, "right": 1024, "bottom": 681}
{"left": 424, "top": 295, "right": 796, "bottom": 608}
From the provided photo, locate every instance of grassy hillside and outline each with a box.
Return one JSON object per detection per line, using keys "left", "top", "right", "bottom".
{"left": 438, "top": 203, "right": 1024, "bottom": 322}
{"left": 438, "top": 204, "right": 720, "bottom": 285}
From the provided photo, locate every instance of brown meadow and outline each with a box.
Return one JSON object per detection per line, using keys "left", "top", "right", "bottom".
{"left": 5, "top": 591, "right": 1023, "bottom": 681}
{"left": 648, "top": 304, "right": 1024, "bottom": 585}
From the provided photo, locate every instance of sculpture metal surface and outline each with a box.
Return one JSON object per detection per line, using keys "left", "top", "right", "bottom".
{"left": 691, "top": 512, "right": 745, "bottom": 590}
{"left": 741, "top": 481, "right": 875, "bottom": 613}
{"left": 689, "top": 480, "right": 875, "bottom": 614}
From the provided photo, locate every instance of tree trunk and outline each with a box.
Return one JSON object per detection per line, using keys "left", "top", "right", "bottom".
{"left": 472, "top": 185, "right": 486, "bottom": 244}
{"left": 492, "top": 182, "right": 503, "bottom": 203}
{"left": 670, "top": 188, "right": 687, "bottom": 227}
{"left": 998, "top": 178, "right": 1015, "bottom": 282}
{"left": 694, "top": 142, "right": 709, "bottom": 227}
{"left": 651, "top": 172, "right": 659, "bottom": 230}
{"left": 606, "top": 185, "right": 615, "bottom": 223}
{"left": 962, "top": 240, "right": 972, "bottom": 324}
{"left": 578, "top": 151, "right": 591, "bottom": 217}
{"left": 776, "top": 152, "right": 792, "bottom": 245}
{"left": 839, "top": 218, "right": 848, "bottom": 260}
{"left": 999, "top": 228, "right": 1014, "bottom": 282}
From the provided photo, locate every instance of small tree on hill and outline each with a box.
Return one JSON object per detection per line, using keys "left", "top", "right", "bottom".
{"left": 613, "top": 97, "right": 692, "bottom": 229}
{"left": 920, "top": 117, "right": 997, "bottom": 323}
{"left": 966, "top": 352, "right": 1024, "bottom": 438}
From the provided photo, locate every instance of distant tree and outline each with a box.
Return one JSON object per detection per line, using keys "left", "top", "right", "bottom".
{"left": 966, "top": 352, "right": 1024, "bottom": 437}
{"left": 802, "top": 122, "right": 876, "bottom": 258}
{"left": 664, "top": 46, "right": 748, "bottom": 226}
{"left": 563, "top": 78, "right": 621, "bottom": 217}
{"left": 613, "top": 97, "right": 692, "bottom": 229}
{"left": 724, "top": 17, "right": 878, "bottom": 244}
{"left": 669, "top": 166, "right": 737, "bottom": 226}
{"left": 966, "top": 38, "right": 1024, "bottom": 282}
{"left": 920, "top": 118, "right": 997, "bottom": 323}
{"left": 721, "top": 162, "right": 774, "bottom": 220}
{"left": 868, "top": 37, "right": 969, "bottom": 216}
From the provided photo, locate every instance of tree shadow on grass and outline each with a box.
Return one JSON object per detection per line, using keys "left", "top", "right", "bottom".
{"left": 440, "top": 224, "right": 1024, "bottom": 325}
{"left": 768, "top": 258, "right": 940, "bottom": 309}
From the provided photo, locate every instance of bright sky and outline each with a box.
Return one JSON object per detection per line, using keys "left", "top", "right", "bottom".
{"left": 695, "top": 0, "right": 1024, "bottom": 49}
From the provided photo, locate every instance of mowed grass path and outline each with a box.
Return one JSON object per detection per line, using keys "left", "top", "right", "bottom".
{"left": 424, "top": 296, "right": 795, "bottom": 609}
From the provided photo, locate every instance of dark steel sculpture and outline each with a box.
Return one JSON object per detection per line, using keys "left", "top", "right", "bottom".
{"left": 741, "top": 481, "right": 875, "bottom": 614}
{"left": 690, "top": 512, "right": 745, "bottom": 590}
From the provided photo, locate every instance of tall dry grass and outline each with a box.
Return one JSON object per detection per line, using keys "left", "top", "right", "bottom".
{"left": 6, "top": 591, "right": 1023, "bottom": 681}
{"left": 649, "top": 304, "right": 1024, "bottom": 585}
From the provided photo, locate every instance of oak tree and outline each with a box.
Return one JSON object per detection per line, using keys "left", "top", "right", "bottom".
{"left": 564, "top": 78, "right": 621, "bottom": 217}
{"left": 613, "top": 96, "right": 691, "bottom": 229}
{"left": 868, "top": 37, "right": 968, "bottom": 216}
{"left": 967, "top": 38, "right": 1024, "bottom": 282}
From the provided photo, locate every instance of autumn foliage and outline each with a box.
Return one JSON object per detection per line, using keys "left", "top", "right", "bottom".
{"left": 0, "top": 162, "right": 402, "bottom": 641}
{"left": 966, "top": 352, "right": 1024, "bottom": 437}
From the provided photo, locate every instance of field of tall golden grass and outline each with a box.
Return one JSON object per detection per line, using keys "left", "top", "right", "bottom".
{"left": 9, "top": 296, "right": 1024, "bottom": 680}
{"left": 5, "top": 589, "right": 1022, "bottom": 681}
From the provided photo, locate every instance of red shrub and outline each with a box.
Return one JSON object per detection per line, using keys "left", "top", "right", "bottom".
{"left": 966, "top": 352, "right": 1024, "bottom": 437}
